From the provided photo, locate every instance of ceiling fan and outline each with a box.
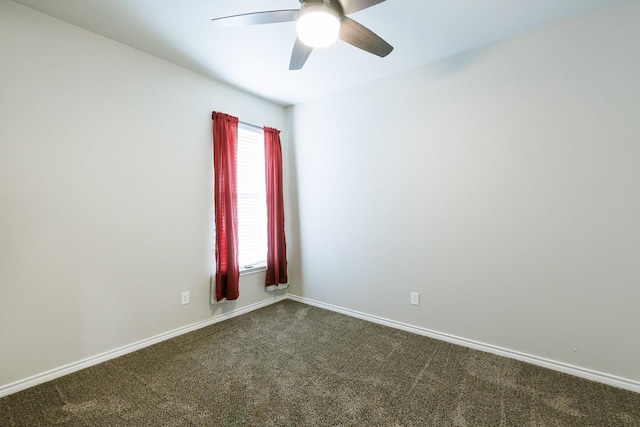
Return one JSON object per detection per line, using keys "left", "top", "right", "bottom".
{"left": 211, "top": 0, "right": 393, "bottom": 70}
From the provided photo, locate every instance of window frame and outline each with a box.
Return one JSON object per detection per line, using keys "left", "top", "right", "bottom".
{"left": 236, "top": 123, "right": 268, "bottom": 276}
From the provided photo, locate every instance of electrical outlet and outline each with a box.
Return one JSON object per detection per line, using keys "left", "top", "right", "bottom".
{"left": 410, "top": 292, "right": 420, "bottom": 306}
{"left": 181, "top": 291, "right": 190, "bottom": 305}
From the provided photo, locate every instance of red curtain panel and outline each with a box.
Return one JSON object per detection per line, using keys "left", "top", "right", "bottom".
{"left": 212, "top": 112, "right": 240, "bottom": 301}
{"left": 264, "top": 127, "right": 288, "bottom": 288}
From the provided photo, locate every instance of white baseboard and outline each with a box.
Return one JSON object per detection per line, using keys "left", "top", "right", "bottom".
{"left": 0, "top": 294, "right": 287, "bottom": 398}
{"left": 286, "top": 294, "right": 640, "bottom": 394}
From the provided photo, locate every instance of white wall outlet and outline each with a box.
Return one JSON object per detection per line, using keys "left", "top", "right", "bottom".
{"left": 410, "top": 292, "right": 420, "bottom": 306}
{"left": 181, "top": 291, "right": 190, "bottom": 305}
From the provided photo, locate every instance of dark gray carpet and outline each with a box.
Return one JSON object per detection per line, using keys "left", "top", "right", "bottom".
{"left": 1, "top": 299, "right": 638, "bottom": 426}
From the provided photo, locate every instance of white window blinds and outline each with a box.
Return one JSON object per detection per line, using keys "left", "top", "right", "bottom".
{"left": 236, "top": 124, "right": 267, "bottom": 269}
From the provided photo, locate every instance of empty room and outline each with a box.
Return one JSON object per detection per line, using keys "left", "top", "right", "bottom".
{"left": 1, "top": 0, "right": 638, "bottom": 425}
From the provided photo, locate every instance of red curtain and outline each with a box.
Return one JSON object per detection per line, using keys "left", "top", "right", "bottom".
{"left": 264, "top": 127, "right": 288, "bottom": 287}
{"left": 212, "top": 112, "right": 240, "bottom": 301}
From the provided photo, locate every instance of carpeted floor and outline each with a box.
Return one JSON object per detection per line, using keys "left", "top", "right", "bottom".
{"left": 1, "top": 299, "right": 638, "bottom": 426}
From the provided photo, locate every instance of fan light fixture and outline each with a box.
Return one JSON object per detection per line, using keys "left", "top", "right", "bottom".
{"left": 210, "top": 0, "right": 393, "bottom": 70}
{"left": 296, "top": 4, "right": 341, "bottom": 48}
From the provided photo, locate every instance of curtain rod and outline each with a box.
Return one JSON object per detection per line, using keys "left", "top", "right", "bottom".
{"left": 239, "top": 120, "right": 263, "bottom": 131}
{"left": 212, "top": 111, "right": 272, "bottom": 131}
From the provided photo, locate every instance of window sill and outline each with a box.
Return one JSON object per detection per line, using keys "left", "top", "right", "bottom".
{"left": 240, "top": 263, "right": 267, "bottom": 276}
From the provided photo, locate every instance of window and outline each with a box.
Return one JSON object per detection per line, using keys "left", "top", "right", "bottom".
{"left": 236, "top": 124, "right": 267, "bottom": 272}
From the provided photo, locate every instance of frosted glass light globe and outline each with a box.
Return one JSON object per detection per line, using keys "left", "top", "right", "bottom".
{"left": 296, "top": 5, "right": 341, "bottom": 48}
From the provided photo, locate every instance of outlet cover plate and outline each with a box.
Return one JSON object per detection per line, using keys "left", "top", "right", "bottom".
{"left": 410, "top": 292, "right": 419, "bottom": 306}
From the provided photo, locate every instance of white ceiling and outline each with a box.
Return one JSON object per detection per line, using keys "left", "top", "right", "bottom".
{"left": 14, "top": 0, "right": 623, "bottom": 106}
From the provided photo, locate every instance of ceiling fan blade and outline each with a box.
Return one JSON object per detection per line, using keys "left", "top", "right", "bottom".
{"left": 289, "top": 38, "right": 314, "bottom": 70}
{"left": 340, "top": 0, "right": 386, "bottom": 15}
{"left": 339, "top": 17, "right": 393, "bottom": 57}
{"left": 211, "top": 9, "right": 298, "bottom": 28}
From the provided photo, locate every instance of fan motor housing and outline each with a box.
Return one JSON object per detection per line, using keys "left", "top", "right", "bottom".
{"left": 300, "top": 0, "right": 345, "bottom": 17}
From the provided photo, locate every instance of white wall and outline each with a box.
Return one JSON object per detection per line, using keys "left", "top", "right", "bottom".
{"left": 0, "top": 0, "right": 287, "bottom": 390}
{"left": 288, "top": 1, "right": 640, "bottom": 385}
